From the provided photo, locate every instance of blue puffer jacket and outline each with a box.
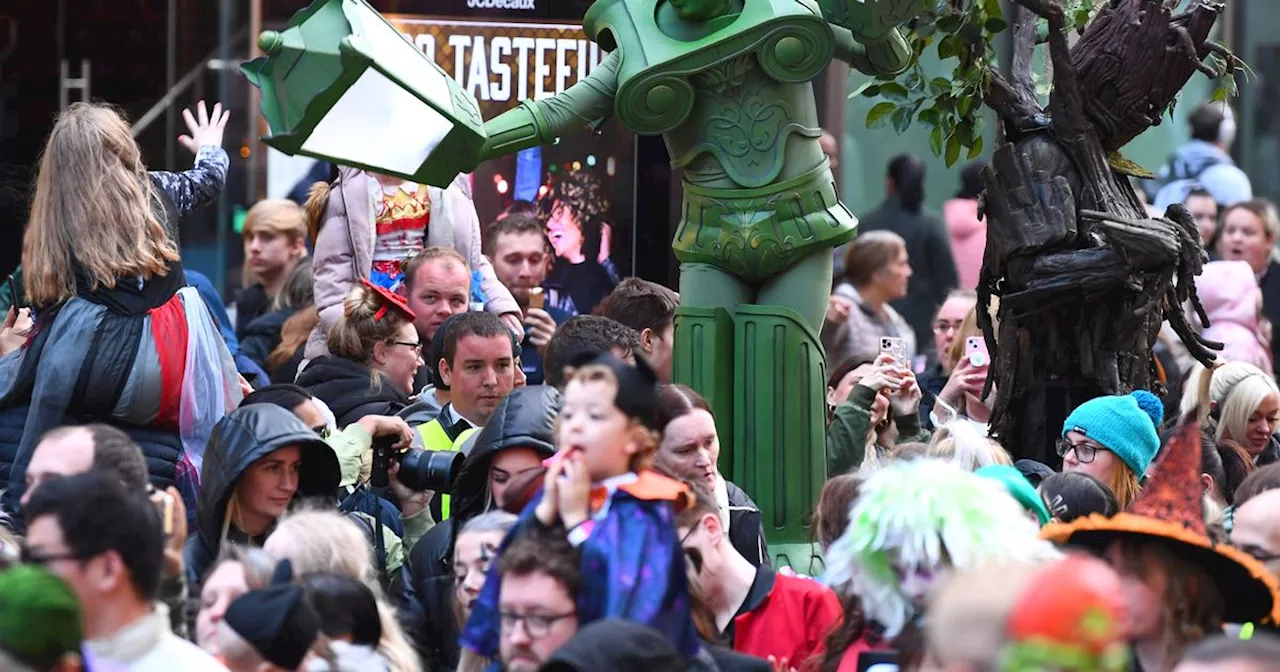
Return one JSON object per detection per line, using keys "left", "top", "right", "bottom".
{"left": 0, "top": 405, "right": 184, "bottom": 518}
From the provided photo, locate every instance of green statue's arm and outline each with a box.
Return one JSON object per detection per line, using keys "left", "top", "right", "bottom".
{"left": 481, "top": 50, "right": 622, "bottom": 161}
{"left": 830, "top": 24, "right": 912, "bottom": 78}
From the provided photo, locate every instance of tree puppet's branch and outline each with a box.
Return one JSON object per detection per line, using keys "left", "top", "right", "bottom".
{"left": 1011, "top": 0, "right": 1085, "bottom": 134}
{"left": 1011, "top": 3, "right": 1039, "bottom": 101}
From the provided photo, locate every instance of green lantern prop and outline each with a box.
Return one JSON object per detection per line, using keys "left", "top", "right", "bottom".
{"left": 241, "top": 0, "right": 486, "bottom": 188}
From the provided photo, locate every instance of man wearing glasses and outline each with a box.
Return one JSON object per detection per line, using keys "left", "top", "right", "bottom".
{"left": 23, "top": 471, "right": 225, "bottom": 669}
{"left": 491, "top": 530, "right": 580, "bottom": 672}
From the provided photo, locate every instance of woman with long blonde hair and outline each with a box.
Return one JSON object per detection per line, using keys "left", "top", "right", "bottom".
{"left": 1181, "top": 361, "right": 1280, "bottom": 465}
{"left": 0, "top": 101, "right": 240, "bottom": 513}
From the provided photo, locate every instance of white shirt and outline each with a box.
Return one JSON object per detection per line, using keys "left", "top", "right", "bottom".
{"left": 86, "top": 604, "right": 226, "bottom": 671}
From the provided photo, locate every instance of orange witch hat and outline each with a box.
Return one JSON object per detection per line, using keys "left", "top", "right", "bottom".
{"left": 1042, "top": 420, "right": 1280, "bottom": 625}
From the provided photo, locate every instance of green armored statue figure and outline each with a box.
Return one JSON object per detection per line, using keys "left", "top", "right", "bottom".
{"left": 243, "top": 0, "right": 927, "bottom": 567}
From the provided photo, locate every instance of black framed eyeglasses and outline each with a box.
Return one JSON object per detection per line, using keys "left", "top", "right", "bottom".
{"left": 391, "top": 340, "right": 423, "bottom": 353}
{"left": 1056, "top": 439, "right": 1106, "bottom": 464}
{"left": 20, "top": 546, "right": 89, "bottom": 566}
{"left": 499, "top": 611, "right": 576, "bottom": 638}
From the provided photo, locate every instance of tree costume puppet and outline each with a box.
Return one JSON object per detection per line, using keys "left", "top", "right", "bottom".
{"left": 241, "top": 0, "right": 934, "bottom": 559}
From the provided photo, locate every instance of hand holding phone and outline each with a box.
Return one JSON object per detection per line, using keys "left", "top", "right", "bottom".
{"left": 880, "top": 337, "right": 909, "bottom": 367}
{"left": 965, "top": 336, "right": 990, "bottom": 368}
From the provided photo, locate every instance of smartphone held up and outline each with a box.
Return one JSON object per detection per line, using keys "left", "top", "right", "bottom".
{"left": 966, "top": 336, "right": 990, "bottom": 368}
{"left": 880, "top": 337, "right": 908, "bottom": 367}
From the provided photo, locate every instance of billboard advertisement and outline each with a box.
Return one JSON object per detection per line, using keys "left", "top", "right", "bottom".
{"left": 387, "top": 14, "right": 632, "bottom": 315}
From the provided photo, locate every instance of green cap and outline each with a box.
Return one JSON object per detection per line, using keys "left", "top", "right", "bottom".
{"left": 976, "top": 464, "right": 1052, "bottom": 526}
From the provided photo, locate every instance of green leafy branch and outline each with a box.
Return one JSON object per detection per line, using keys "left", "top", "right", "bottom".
{"left": 852, "top": 0, "right": 1108, "bottom": 167}
{"left": 853, "top": 0, "right": 1004, "bottom": 166}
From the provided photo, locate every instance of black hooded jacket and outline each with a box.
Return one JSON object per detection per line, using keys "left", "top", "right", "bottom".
{"left": 183, "top": 404, "right": 340, "bottom": 590}
{"left": 403, "top": 385, "right": 562, "bottom": 671}
{"left": 296, "top": 355, "right": 410, "bottom": 427}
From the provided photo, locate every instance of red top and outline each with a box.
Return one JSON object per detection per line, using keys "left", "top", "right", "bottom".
{"left": 731, "top": 567, "right": 844, "bottom": 667}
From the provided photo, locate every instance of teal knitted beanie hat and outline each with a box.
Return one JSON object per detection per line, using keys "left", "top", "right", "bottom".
{"left": 1062, "top": 390, "right": 1163, "bottom": 476}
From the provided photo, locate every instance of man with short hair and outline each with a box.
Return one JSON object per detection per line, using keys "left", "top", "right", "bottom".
{"left": 21, "top": 424, "right": 150, "bottom": 509}
{"left": 485, "top": 213, "right": 571, "bottom": 384}
{"left": 493, "top": 531, "right": 581, "bottom": 672}
{"left": 1174, "top": 633, "right": 1280, "bottom": 672}
{"left": 20, "top": 424, "right": 191, "bottom": 638}
{"left": 541, "top": 316, "right": 641, "bottom": 390}
{"left": 403, "top": 247, "right": 474, "bottom": 346}
{"left": 418, "top": 311, "right": 518, "bottom": 443}
{"left": 596, "top": 278, "right": 680, "bottom": 382}
{"left": 24, "top": 471, "right": 224, "bottom": 670}
{"left": 1185, "top": 187, "right": 1220, "bottom": 248}
{"left": 675, "top": 484, "right": 841, "bottom": 665}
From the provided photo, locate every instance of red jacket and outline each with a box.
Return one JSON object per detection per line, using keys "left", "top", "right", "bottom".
{"left": 730, "top": 566, "right": 843, "bottom": 666}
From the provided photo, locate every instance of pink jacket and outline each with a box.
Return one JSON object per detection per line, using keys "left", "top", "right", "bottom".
{"left": 1196, "top": 260, "right": 1272, "bottom": 371}
{"left": 304, "top": 167, "right": 518, "bottom": 359}
{"left": 943, "top": 198, "right": 986, "bottom": 291}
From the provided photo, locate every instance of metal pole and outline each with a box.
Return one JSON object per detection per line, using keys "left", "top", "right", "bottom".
{"left": 247, "top": 0, "right": 262, "bottom": 203}
{"left": 165, "top": 0, "right": 176, "bottom": 171}
{"left": 215, "top": 0, "right": 230, "bottom": 294}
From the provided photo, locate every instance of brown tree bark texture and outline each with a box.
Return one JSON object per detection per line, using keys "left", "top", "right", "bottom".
{"left": 975, "top": 0, "right": 1224, "bottom": 465}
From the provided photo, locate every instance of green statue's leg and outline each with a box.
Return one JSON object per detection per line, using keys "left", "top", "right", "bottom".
{"left": 674, "top": 263, "right": 751, "bottom": 480}
{"left": 742, "top": 250, "right": 833, "bottom": 573}
{"left": 757, "top": 249, "right": 833, "bottom": 332}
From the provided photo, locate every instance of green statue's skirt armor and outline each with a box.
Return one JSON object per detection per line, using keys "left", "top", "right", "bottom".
{"left": 674, "top": 160, "right": 855, "bottom": 282}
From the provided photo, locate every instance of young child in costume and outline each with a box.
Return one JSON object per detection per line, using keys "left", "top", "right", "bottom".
{"left": 460, "top": 352, "right": 701, "bottom": 661}
{"left": 0, "top": 101, "right": 241, "bottom": 516}
{"left": 303, "top": 169, "right": 520, "bottom": 360}
{"left": 823, "top": 459, "right": 1060, "bottom": 654}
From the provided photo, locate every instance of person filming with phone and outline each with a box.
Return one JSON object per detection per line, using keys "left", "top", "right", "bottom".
{"left": 826, "top": 347, "right": 929, "bottom": 476}
{"left": 822, "top": 231, "right": 917, "bottom": 370}
{"left": 930, "top": 305, "right": 994, "bottom": 433}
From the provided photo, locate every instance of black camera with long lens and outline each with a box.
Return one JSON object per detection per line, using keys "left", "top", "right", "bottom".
{"left": 370, "top": 435, "right": 463, "bottom": 492}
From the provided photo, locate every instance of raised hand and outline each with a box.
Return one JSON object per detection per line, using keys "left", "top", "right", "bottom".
{"left": 179, "top": 100, "right": 231, "bottom": 154}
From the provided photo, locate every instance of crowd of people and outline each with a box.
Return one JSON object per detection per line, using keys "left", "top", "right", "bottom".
{"left": 1, "top": 91, "right": 1279, "bottom": 672}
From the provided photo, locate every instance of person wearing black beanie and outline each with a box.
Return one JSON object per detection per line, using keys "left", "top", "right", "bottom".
{"left": 219, "top": 561, "right": 320, "bottom": 672}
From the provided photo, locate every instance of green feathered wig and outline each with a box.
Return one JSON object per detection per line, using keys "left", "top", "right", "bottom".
{"left": 824, "top": 459, "right": 1060, "bottom": 638}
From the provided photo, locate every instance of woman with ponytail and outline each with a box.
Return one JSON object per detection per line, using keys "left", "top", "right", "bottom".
{"left": 1180, "top": 361, "right": 1280, "bottom": 466}
{"left": 296, "top": 281, "right": 423, "bottom": 427}
{"left": 853, "top": 154, "right": 960, "bottom": 354}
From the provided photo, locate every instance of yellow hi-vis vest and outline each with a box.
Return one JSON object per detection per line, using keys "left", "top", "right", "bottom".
{"left": 415, "top": 422, "right": 480, "bottom": 520}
